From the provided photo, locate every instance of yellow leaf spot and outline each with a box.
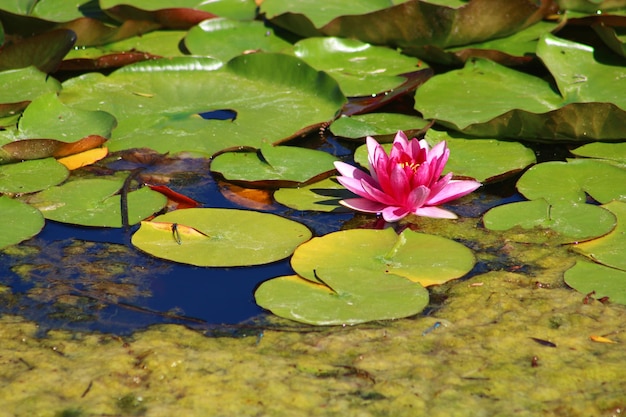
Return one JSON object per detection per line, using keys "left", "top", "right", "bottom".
{"left": 590, "top": 335, "right": 618, "bottom": 344}
{"left": 57, "top": 147, "right": 108, "bottom": 170}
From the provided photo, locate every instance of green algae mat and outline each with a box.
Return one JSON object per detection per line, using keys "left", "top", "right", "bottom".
{"left": 2, "top": 0, "right": 626, "bottom": 415}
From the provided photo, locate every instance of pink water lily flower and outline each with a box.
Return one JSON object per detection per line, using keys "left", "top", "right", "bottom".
{"left": 334, "top": 131, "right": 481, "bottom": 222}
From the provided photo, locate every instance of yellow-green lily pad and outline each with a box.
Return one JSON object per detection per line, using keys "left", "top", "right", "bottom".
{"left": 210, "top": 143, "right": 338, "bottom": 187}
{"left": 573, "top": 201, "right": 626, "bottom": 271}
{"left": 273, "top": 177, "right": 351, "bottom": 212}
{"left": 291, "top": 228, "right": 475, "bottom": 287}
{"left": 131, "top": 208, "right": 312, "bottom": 267}
{"left": 255, "top": 268, "right": 429, "bottom": 326}
{"left": 565, "top": 260, "right": 626, "bottom": 305}
{"left": 482, "top": 199, "right": 616, "bottom": 243}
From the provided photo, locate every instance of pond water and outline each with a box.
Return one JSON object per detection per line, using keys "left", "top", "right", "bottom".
{"left": 0, "top": 135, "right": 358, "bottom": 334}
{"left": 0, "top": 131, "right": 528, "bottom": 335}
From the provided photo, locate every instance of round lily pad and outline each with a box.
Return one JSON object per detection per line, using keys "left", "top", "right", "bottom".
{"left": 570, "top": 142, "right": 626, "bottom": 164}
{"left": 131, "top": 208, "right": 312, "bottom": 267}
{"left": 255, "top": 268, "right": 429, "bottom": 326}
{"left": 185, "top": 18, "right": 291, "bottom": 62}
{"left": 482, "top": 199, "right": 616, "bottom": 243}
{"left": 210, "top": 143, "right": 338, "bottom": 186}
{"left": 291, "top": 228, "right": 475, "bottom": 287}
{"left": 273, "top": 177, "right": 351, "bottom": 212}
{"left": 573, "top": 201, "right": 626, "bottom": 271}
{"left": 517, "top": 159, "right": 626, "bottom": 204}
{"left": 565, "top": 260, "right": 626, "bottom": 305}
{"left": 0, "top": 196, "right": 45, "bottom": 249}
{"left": 0, "top": 158, "right": 68, "bottom": 194}
{"left": 25, "top": 178, "right": 167, "bottom": 227}
{"left": 330, "top": 113, "right": 430, "bottom": 141}
{"left": 293, "top": 37, "right": 424, "bottom": 97}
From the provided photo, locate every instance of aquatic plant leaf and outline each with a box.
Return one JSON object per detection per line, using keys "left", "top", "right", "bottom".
{"left": 482, "top": 199, "right": 617, "bottom": 243}
{"left": 570, "top": 142, "right": 626, "bottom": 164}
{"left": 0, "top": 29, "right": 75, "bottom": 73}
{"left": 330, "top": 113, "right": 430, "bottom": 141}
{"left": 210, "top": 143, "right": 338, "bottom": 186}
{"left": 100, "top": 0, "right": 257, "bottom": 22}
{"left": 517, "top": 159, "right": 626, "bottom": 204}
{"left": 61, "top": 30, "right": 187, "bottom": 70}
{"left": 416, "top": 20, "right": 560, "bottom": 65}
{"left": 291, "top": 228, "right": 475, "bottom": 287}
{"left": 557, "top": 0, "right": 626, "bottom": 13}
{"left": 292, "top": 37, "right": 425, "bottom": 97}
{"left": 262, "top": 0, "right": 548, "bottom": 49}
{"left": 414, "top": 34, "right": 626, "bottom": 141}
{"left": 131, "top": 208, "right": 312, "bottom": 267}
{"left": 565, "top": 260, "right": 626, "bottom": 305}
{"left": 57, "top": 147, "right": 109, "bottom": 170}
{"left": 15, "top": 93, "right": 116, "bottom": 142}
{"left": 25, "top": 178, "right": 167, "bottom": 227}
{"left": 274, "top": 177, "right": 352, "bottom": 212}
{"left": 0, "top": 158, "right": 68, "bottom": 194}
{"left": 184, "top": 18, "right": 291, "bottom": 62}
{"left": 255, "top": 268, "right": 429, "bottom": 325}
{"left": 353, "top": 130, "right": 535, "bottom": 183}
{"left": 573, "top": 201, "right": 626, "bottom": 271}
{"left": 593, "top": 22, "right": 626, "bottom": 57}
{"left": 59, "top": 53, "right": 346, "bottom": 156}
{"left": 0, "top": 135, "right": 107, "bottom": 164}
{"left": 0, "top": 66, "right": 61, "bottom": 118}
{"left": 0, "top": 196, "right": 44, "bottom": 249}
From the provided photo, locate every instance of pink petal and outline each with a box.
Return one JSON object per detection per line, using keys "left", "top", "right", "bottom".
{"left": 334, "top": 161, "right": 361, "bottom": 179}
{"left": 387, "top": 164, "right": 410, "bottom": 201}
{"left": 360, "top": 178, "right": 397, "bottom": 205}
{"left": 406, "top": 185, "right": 430, "bottom": 210}
{"left": 427, "top": 179, "right": 481, "bottom": 205}
{"left": 339, "top": 198, "right": 387, "bottom": 213}
{"left": 413, "top": 206, "right": 458, "bottom": 219}
{"left": 381, "top": 205, "right": 410, "bottom": 222}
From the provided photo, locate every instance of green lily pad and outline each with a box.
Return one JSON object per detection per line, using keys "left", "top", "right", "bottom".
{"left": 416, "top": 20, "right": 560, "bottom": 65}
{"left": 210, "top": 143, "right": 338, "bottom": 186}
{"left": 482, "top": 199, "right": 617, "bottom": 243}
{"left": 573, "top": 201, "right": 626, "bottom": 271}
{"left": 571, "top": 142, "right": 626, "bottom": 164}
{"left": 273, "top": 177, "right": 351, "bottom": 212}
{"left": 64, "top": 30, "right": 189, "bottom": 62}
{"left": 0, "top": 66, "right": 61, "bottom": 117}
{"left": 59, "top": 53, "right": 346, "bottom": 156}
{"left": 517, "top": 159, "right": 626, "bottom": 204}
{"left": 262, "top": 0, "right": 547, "bottom": 49}
{"left": 414, "top": 34, "right": 626, "bottom": 141}
{"left": 353, "top": 130, "right": 534, "bottom": 183}
{"left": 254, "top": 267, "right": 429, "bottom": 325}
{"left": 0, "top": 196, "right": 45, "bottom": 249}
{"left": 291, "top": 228, "right": 475, "bottom": 287}
{"left": 131, "top": 208, "right": 312, "bottom": 267}
{"left": 330, "top": 113, "right": 430, "bottom": 141}
{"left": 24, "top": 178, "right": 167, "bottom": 227}
{"left": 8, "top": 92, "right": 116, "bottom": 142}
{"left": 565, "top": 260, "right": 626, "bottom": 305}
{"left": 0, "top": 158, "right": 68, "bottom": 194}
{"left": 184, "top": 18, "right": 291, "bottom": 62}
{"left": 292, "top": 37, "right": 424, "bottom": 97}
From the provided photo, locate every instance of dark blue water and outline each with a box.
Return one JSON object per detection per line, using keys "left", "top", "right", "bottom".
{"left": 0, "top": 136, "right": 356, "bottom": 335}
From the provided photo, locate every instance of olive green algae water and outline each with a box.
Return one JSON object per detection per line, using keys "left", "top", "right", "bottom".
{"left": 1, "top": 219, "right": 626, "bottom": 416}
